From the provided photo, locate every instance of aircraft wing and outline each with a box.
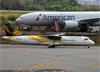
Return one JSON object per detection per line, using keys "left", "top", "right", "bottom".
{"left": 42, "top": 33, "right": 66, "bottom": 40}
{"left": 78, "top": 18, "right": 100, "bottom": 24}
{"left": 38, "top": 35, "right": 62, "bottom": 45}
{"left": 51, "top": 33, "right": 66, "bottom": 36}
{"left": 39, "top": 35, "right": 62, "bottom": 40}
{"left": 47, "top": 36, "right": 62, "bottom": 40}
{"left": 39, "top": 33, "right": 63, "bottom": 40}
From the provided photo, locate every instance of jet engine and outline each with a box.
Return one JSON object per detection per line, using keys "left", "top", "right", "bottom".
{"left": 64, "top": 21, "right": 79, "bottom": 29}
{"left": 92, "top": 21, "right": 100, "bottom": 26}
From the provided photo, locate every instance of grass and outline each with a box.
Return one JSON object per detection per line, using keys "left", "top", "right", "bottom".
{"left": 89, "top": 36, "right": 100, "bottom": 46}
{"left": 0, "top": 39, "right": 24, "bottom": 45}
{"left": 0, "top": 33, "right": 5, "bottom": 36}
{"left": 0, "top": 12, "right": 25, "bottom": 26}
{"left": 0, "top": 12, "right": 26, "bottom": 18}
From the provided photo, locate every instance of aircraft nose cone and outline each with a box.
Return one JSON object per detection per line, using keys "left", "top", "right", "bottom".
{"left": 91, "top": 41, "right": 95, "bottom": 45}
{"left": 16, "top": 18, "right": 21, "bottom": 23}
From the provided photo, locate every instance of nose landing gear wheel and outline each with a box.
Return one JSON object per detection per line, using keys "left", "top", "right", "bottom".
{"left": 87, "top": 46, "right": 90, "bottom": 48}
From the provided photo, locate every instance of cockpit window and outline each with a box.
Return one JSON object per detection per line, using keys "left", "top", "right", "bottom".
{"left": 20, "top": 16, "right": 23, "bottom": 19}
{"left": 84, "top": 38, "right": 88, "bottom": 40}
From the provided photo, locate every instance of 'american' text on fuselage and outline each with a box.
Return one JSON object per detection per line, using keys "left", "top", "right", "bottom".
{"left": 42, "top": 14, "right": 75, "bottom": 20}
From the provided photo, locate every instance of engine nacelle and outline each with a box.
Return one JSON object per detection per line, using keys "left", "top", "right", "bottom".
{"left": 64, "top": 21, "right": 79, "bottom": 29}
{"left": 93, "top": 21, "right": 100, "bottom": 26}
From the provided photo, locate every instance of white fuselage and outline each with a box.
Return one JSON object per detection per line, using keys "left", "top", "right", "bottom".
{"left": 16, "top": 12, "right": 100, "bottom": 26}
{"left": 2, "top": 35, "right": 95, "bottom": 46}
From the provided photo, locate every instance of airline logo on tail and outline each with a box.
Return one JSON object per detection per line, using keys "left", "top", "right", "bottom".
{"left": 36, "top": 13, "right": 42, "bottom": 21}
{"left": 3, "top": 21, "right": 24, "bottom": 36}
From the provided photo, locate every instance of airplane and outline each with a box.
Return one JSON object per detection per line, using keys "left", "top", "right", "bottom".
{"left": 16, "top": 11, "right": 100, "bottom": 32}
{"left": 2, "top": 21, "right": 95, "bottom": 48}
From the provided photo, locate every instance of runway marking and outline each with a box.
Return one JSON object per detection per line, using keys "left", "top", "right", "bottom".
{"left": 25, "top": 52, "right": 29, "bottom": 54}
{"left": 25, "top": 50, "right": 99, "bottom": 72}
{"left": 52, "top": 70, "right": 57, "bottom": 72}
{"left": 44, "top": 56, "right": 59, "bottom": 64}
{"left": 25, "top": 50, "right": 60, "bottom": 72}
{"left": 2, "top": 70, "right": 72, "bottom": 72}
{"left": 1, "top": 50, "right": 8, "bottom": 52}
{"left": 59, "top": 55, "right": 96, "bottom": 65}
{"left": 25, "top": 50, "right": 41, "bottom": 55}
{"left": 61, "top": 71, "right": 65, "bottom": 72}
{"left": 29, "top": 64, "right": 56, "bottom": 66}
{"left": 92, "top": 63, "right": 100, "bottom": 65}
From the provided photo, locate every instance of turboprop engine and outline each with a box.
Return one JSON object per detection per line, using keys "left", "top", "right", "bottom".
{"left": 64, "top": 21, "right": 79, "bottom": 29}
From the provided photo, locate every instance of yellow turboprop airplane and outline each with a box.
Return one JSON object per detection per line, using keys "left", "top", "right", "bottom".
{"left": 2, "top": 21, "right": 95, "bottom": 48}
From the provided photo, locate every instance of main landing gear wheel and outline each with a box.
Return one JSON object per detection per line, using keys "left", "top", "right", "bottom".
{"left": 48, "top": 45, "right": 55, "bottom": 48}
{"left": 52, "top": 45, "right": 55, "bottom": 48}
{"left": 48, "top": 45, "right": 51, "bottom": 48}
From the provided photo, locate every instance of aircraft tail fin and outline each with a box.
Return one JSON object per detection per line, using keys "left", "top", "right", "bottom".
{"left": 3, "top": 21, "right": 24, "bottom": 36}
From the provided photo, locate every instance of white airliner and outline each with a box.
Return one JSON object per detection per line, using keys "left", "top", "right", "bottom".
{"left": 2, "top": 21, "right": 95, "bottom": 48}
{"left": 16, "top": 12, "right": 100, "bottom": 32}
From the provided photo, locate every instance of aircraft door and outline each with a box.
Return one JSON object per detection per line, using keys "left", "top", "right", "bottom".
{"left": 24, "top": 38, "right": 28, "bottom": 43}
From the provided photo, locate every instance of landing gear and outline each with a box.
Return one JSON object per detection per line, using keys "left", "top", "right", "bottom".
{"left": 48, "top": 45, "right": 51, "bottom": 48}
{"left": 88, "top": 46, "right": 90, "bottom": 48}
{"left": 80, "top": 24, "right": 91, "bottom": 32}
{"left": 52, "top": 45, "right": 55, "bottom": 48}
{"left": 48, "top": 45, "right": 55, "bottom": 48}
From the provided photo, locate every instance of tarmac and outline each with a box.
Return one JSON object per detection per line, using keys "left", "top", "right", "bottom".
{"left": 0, "top": 44, "right": 100, "bottom": 72}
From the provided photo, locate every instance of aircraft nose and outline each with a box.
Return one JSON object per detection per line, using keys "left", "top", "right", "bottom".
{"left": 91, "top": 40, "right": 95, "bottom": 45}
{"left": 16, "top": 18, "right": 21, "bottom": 23}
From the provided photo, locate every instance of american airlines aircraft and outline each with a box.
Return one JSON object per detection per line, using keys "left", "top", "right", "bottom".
{"left": 2, "top": 21, "right": 95, "bottom": 48}
{"left": 16, "top": 12, "right": 100, "bottom": 32}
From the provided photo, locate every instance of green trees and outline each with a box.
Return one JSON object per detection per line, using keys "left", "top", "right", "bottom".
{"left": 8, "top": 15, "right": 17, "bottom": 21}
{"left": 0, "top": 0, "right": 100, "bottom": 11}
{"left": 0, "top": 0, "right": 22, "bottom": 10}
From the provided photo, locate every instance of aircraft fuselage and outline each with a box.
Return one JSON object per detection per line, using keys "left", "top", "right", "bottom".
{"left": 16, "top": 12, "right": 100, "bottom": 26}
